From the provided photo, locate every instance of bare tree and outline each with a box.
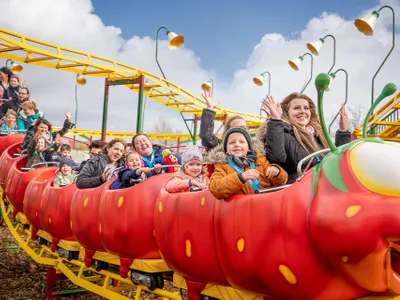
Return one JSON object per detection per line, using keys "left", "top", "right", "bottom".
{"left": 347, "top": 105, "right": 365, "bottom": 132}
{"left": 152, "top": 117, "right": 181, "bottom": 146}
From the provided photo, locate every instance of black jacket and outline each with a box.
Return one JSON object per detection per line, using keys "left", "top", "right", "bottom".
{"left": 199, "top": 108, "right": 221, "bottom": 152}
{"left": 0, "top": 98, "right": 22, "bottom": 119}
{"left": 21, "top": 118, "right": 74, "bottom": 150}
{"left": 264, "top": 119, "right": 351, "bottom": 184}
{"left": 76, "top": 153, "right": 124, "bottom": 189}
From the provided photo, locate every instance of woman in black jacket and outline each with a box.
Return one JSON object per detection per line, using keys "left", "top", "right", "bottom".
{"left": 76, "top": 138, "right": 127, "bottom": 189}
{"left": 21, "top": 111, "right": 74, "bottom": 150}
{"left": 199, "top": 90, "right": 248, "bottom": 152}
{"left": 261, "top": 93, "right": 350, "bottom": 184}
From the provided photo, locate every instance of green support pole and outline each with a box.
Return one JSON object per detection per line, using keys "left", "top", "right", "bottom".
{"left": 101, "top": 78, "right": 110, "bottom": 143}
{"left": 136, "top": 75, "right": 145, "bottom": 133}
{"left": 192, "top": 115, "right": 198, "bottom": 145}
{"left": 300, "top": 53, "right": 314, "bottom": 94}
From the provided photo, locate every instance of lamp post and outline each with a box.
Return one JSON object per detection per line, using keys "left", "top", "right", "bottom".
{"left": 155, "top": 26, "right": 184, "bottom": 79}
{"left": 326, "top": 69, "right": 348, "bottom": 135}
{"left": 5, "top": 59, "right": 23, "bottom": 74}
{"left": 354, "top": 5, "right": 395, "bottom": 105}
{"left": 253, "top": 71, "right": 271, "bottom": 116}
{"left": 201, "top": 79, "right": 214, "bottom": 91}
{"left": 155, "top": 26, "right": 195, "bottom": 143}
{"left": 307, "top": 34, "right": 336, "bottom": 73}
{"left": 74, "top": 74, "right": 86, "bottom": 129}
{"left": 288, "top": 53, "right": 313, "bottom": 93}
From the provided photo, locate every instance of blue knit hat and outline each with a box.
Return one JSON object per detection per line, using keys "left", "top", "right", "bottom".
{"left": 222, "top": 127, "right": 254, "bottom": 154}
{"left": 59, "top": 157, "right": 73, "bottom": 169}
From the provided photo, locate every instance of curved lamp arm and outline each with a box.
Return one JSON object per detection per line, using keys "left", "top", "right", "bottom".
{"left": 322, "top": 34, "right": 336, "bottom": 74}
{"left": 155, "top": 26, "right": 168, "bottom": 79}
{"left": 371, "top": 6, "right": 395, "bottom": 105}
{"left": 328, "top": 69, "right": 348, "bottom": 135}
{"left": 300, "top": 53, "right": 314, "bottom": 94}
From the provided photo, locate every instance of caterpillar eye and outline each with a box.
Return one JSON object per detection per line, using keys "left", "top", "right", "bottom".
{"left": 350, "top": 142, "right": 400, "bottom": 196}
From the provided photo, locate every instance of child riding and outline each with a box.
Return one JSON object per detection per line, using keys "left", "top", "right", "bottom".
{"left": 165, "top": 146, "right": 209, "bottom": 193}
{"left": 209, "top": 127, "right": 288, "bottom": 199}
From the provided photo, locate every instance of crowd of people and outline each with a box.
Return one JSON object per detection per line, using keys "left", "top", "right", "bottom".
{"left": 0, "top": 63, "right": 350, "bottom": 198}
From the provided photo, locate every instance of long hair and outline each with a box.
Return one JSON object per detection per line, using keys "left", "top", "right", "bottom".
{"left": 280, "top": 92, "right": 328, "bottom": 153}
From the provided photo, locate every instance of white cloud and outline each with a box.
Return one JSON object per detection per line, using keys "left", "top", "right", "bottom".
{"left": 0, "top": 0, "right": 399, "bottom": 137}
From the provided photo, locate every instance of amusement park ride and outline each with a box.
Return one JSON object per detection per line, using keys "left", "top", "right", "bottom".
{"left": 0, "top": 4, "right": 400, "bottom": 299}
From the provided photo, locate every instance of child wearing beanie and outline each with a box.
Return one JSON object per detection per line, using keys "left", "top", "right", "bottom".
{"left": 165, "top": 145, "right": 209, "bottom": 193}
{"left": 54, "top": 158, "right": 76, "bottom": 187}
{"left": 209, "top": 127, "right": 288, "bottom": 199}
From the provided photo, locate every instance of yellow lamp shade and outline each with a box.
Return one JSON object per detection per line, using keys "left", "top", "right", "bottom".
{"left": 354, "top": 11, "right": 379, "bottom": 36}
{"left": 76, "top": 75, "right": 86, "bottom": 86}
{"left": 307, "top": 39, "right": 324, "bottom": 55}
{"left": 253, "top": 75, "right": 264, "bottom": 86}
{"left": 288, "top": 57, "right": 302, "bottom": 71}
{"left": 10, "top": 62, "right": 23, "bottom": 74}
{"left": 167, "top": 31, "right": 184, "bottom": 49}
{"left": 201, "top": 81, "right": 212, "bottom": 91}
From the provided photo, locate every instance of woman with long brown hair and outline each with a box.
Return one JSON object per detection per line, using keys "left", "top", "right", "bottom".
{"left": 262, "top": 93, "right": 350, "bottom": 183}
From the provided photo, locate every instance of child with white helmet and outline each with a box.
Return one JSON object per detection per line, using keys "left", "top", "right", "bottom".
{"left": 165, "top": 146, "right": 209, "bottom": 193}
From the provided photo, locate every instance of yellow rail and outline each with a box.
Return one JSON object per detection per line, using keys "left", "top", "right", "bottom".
{"left": 353, "top": 92, "right": 400, "bottom": 141}
{"left": 0, "top": 28, "right": 266, "bottom": 127}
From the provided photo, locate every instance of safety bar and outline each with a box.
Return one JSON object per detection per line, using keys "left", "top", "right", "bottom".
{"left": 150, "top": 164, "right": 181, "bottom": 170}
{"left": 0, "top": 130, "right": 27, "bottom": 136}
{"left": 296, "top": 148, "right": 331, "bottom": 178}
{"left": 255, "top": 184, "right": 292, "bottom": 194}
{"left": 21, "top": 161, "right": 60, "bottom": 171}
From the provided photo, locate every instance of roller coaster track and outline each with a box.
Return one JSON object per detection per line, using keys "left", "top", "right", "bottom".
{"left": 0, "top": 28, "right": 266, "bottom": 129}
{"left": 353, "top": 92, "right": 400, "bottom": 142}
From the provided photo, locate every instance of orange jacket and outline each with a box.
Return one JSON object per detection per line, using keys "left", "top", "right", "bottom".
{"left": 165, "top": 171, "right": 210, "bottom": 193}
{"left": 209, "top": 150, "right": 288, "bottom": 199}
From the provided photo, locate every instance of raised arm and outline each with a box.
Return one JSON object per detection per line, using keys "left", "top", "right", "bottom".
{"left": 199, "top": 90, "right": 221, "bottom": 151}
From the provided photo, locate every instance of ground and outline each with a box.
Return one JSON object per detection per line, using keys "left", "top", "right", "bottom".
{"left": 0, "top": 224, "right": 177, "bottom": 300}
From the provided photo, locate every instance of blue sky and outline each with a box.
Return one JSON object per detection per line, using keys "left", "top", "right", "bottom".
{"left": 92, "top": 0, "right": 379, "bottom": 80}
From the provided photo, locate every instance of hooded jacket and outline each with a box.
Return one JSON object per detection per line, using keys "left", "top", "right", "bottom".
{"left": 17, "top": 110, "right": 45, "bottom": 131}
{"left": 76, "top": 153, "right": 124, "bottom": 189}
{"left": 257, "top": 119, "right": 351, "bottom": 184}
{"left": 207, "top": 138, "right": 288, "bottom": 199}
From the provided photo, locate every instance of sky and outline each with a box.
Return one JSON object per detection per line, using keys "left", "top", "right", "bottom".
{"left": 0, "top": 0, "right": 399, "bottom": 135}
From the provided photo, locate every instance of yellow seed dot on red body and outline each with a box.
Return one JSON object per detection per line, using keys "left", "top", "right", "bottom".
{"left": 345, "top": 205, "right": 361, "bottom": 217}
{"left": 186, "top": 240, "right": 192, "bottom": 257}
{"left": 237, "top": 238, "right": 245, "bottom": 252}
{"left": 118, "top": 196, "right": 124, "bottom": 208}
{"left": 83, "top": 197, "right": 89, "bottom": 207}
{"left": 279, "top": 265, "right": 297, "bottom": 284}
{"left": 48, "top": 217, "right": 52, "bottom": 224}
{"left": 200, "top": 197, "right": 205, "bottom": 207}
{"left": 158, "top": 202, "right": 163, "bottom": 213}
{"left": 342, "top": 256, "right": 349, "bottom": 263}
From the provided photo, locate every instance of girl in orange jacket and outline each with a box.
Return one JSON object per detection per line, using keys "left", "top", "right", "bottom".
{"left": 165, "top": 146, "right": 210, "bottom": 193}
{"left": 209, "top": 127, "right": 288, "bottom": 199}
